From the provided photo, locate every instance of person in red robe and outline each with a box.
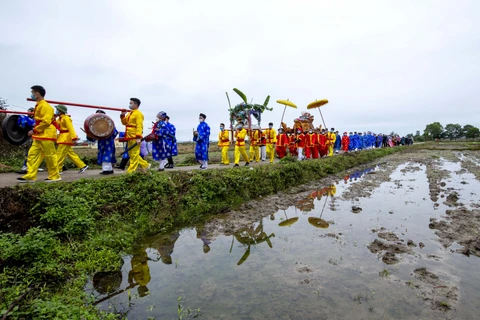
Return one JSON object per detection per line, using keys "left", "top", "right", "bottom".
{"left": 341, "top": 131, "right": 350, "bottom": 152}
{"left": 317, "top": 128, "right": 328, "bottom": 158}
{"left": 288, "top": 131, "right": 297, "bottom": 157}
{"left": 295, "top": 128, "right": 305, "bottom": 160}
{"left": 304, "top": 129, "right": 316, "bottom": 159}
{"left": 276, "top": 128, "right": 289, "bottom": 159}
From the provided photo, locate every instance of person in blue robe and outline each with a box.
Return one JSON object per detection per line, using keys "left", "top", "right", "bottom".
{"left": 348, "top": 132, "right": 354, "bottom": 151}
{"left": 151, "top": 111, "right": 171, "bottom": 171}
{"left": 16, "top": 109, "right": 36, "bottom": 174}
{"left": 334, "top": 131, "right": 341, "bottom": 154}
{"left": 193, "top": 113, "right": 210, "bottom": 169}
{"left": 358, "top": 132, "right": 364, "bottom": 150}
{"left": 352, "top": 132, "right": 359, "bottom": 150}
{"left": 86, "top": 110, "right": 118, "bottom": 174}
{"left": 165, "top": 116, "right": 178, "bottom": 169}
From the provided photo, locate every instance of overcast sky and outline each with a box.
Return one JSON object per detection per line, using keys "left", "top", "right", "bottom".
{"left": 1, "top": 0, "right": 479, "bottom": 141}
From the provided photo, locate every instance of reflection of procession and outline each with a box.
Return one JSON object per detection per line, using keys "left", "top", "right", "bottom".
{"left": 232, "top": 219, "right": 275, "bottom": 265}
{"left": 128, "top": 250, "right": 152, "bottom": 297}
{"left": 155, "top": 232, "right": 180, "bottom": 265}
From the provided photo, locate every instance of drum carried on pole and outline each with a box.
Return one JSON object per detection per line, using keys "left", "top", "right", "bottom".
{"left": 1, "top": 114, "right": 30, "bottom": 146}
{"left": 84, "top": 113, "right": 115, "bottom": 140}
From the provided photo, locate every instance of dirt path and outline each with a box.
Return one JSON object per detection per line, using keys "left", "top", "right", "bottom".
{"left": 0, "top": 160, "right": 278, "bottom": 189}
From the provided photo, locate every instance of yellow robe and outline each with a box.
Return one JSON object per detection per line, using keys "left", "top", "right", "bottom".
{"left": 121, "top": 109, "right": 150, "bottom": 173}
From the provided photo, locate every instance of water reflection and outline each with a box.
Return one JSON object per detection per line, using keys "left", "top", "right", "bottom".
{"left": 233, "top": 220, "right": 275, "bottom": 265}
{"left": 156, "top": 232, "right": 180, "bottom": 265}
{"left": 128, "top": 250, "right": 152, "bottom": 297}
{"left": 196, "top": 227, "right": 215, "bottom": 254}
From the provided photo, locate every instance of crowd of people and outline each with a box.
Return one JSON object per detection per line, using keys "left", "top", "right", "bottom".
{"left": 15, "top": 85, "right": 411, "bottom": 183}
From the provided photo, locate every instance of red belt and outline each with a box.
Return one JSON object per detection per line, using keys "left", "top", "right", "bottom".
{"left": 237, "top": 138, "right": 245, "bottom": 142}
{"left": 126, "top": 125, "right": 135, "bottom": 128}
{"left": 221, "top": 139, "right": 230, "bottom": 142}
{"left": 60, "top": 130, "right": 69, "bottom": 133}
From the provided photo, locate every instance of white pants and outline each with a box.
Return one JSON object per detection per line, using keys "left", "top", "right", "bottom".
{"left": 297, "top": 148, "right": 304, "bottom": 160}
{"left": 102, "top": 162, "right": 113, "bottom": 171}
{"left": 158, "top": 159, "right": 167, "bottom": 170}
{"left": 260, "top": 146, "right": 266, "bottom": 161}
{"left": 200, "top": 160, "right": 208, "bottom": 169}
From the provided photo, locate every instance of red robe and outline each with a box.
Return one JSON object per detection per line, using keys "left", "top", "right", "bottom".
{"left": 296, "top": 133, "right": 305, "bottom": 149}
{"left": 288, "top": 134, "right": 297, "bottom": 156}
{"left": 341, "top": 135, "right": 350, "bottom": 152}
{"left": 317, "top": 133, "right": 327, "bottom": 157}
{"left": 276, "top": 133, "right": 289, "bottom": 158}
{"left": 305, "top": 133, "right": 318, "bottom": 159}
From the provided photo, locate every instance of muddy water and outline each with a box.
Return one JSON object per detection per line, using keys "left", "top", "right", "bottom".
{"left": 89, "top": 152, "right": 480, "bottom": 320}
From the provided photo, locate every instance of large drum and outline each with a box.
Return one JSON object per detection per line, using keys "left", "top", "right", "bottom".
{"left": 1, "top": 114, "right": 30, "bottom": 146}
{"left": 84, "top": 113, "right": 115, "bottom": 140}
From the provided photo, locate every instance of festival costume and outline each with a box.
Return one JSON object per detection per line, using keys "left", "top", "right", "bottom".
{"left": 305, "top": 132, "right": 317, "bottom": 159}
{"left": 341, "top": 133, "right": 350, "bottom": 152}
{"left": 288, "top": 134, "right": 297, "bottom": 156}
{"left": 264, "top": 128, "right": 277, "bottom": 163}
{"left": 151, "top": 120, "right": 171, "bottom": 170}
{"left": 234, "top": 128, "right": 249, "bottom": 165}
{"left": 21, "top": 100, "right": 60, "bottom": 181}
{"left": 327, "top": 131, "right": 336, "bottom": 156}
{"left": 56, "top": 114, "right": 87, "bottom": 171}
{"left": 276, "top": 132, "right": 289, "bottom": 159}
{"left": 334, "top": 133, "right": 341, "bottom": 153}
{"left": 165, "top": 121, "right": 177, "bottom": 167}
{"left": 259, "top": 133, "right": 267, "bottom": 161}
{"left": 218, "top": 130, "right": 230, "bottom": 164}
{"left": 317, "top": 133, "right": 327, "bottom": 157}
{"left": 193, "top": 121, "right": 211, "bottom": 168}
{"left": 296, "top": 132, "right": 305, "bottom": 161}
{"left": 17, "top": 115, "right": 36, "bottom": 171}
{"left": 120, "top": 109, "right": 150, "bottom": 173}
{"left": 94, "top": 128, "right": 118, "bottom": 172}
{"left": 248, "top": 130, "right": 260, "bottom": 162}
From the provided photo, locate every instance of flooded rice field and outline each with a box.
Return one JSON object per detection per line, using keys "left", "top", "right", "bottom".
{"left": 89, "top": 149, "right": 480, "bottom": 320}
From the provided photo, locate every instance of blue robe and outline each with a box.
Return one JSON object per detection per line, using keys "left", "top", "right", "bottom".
{"left": 353, "top": 134, "right": 359, "bottom": 149}
{"left": 334, "top": 134, "right": 341, "bottom": 150}
{"left": 88, "top": 128, "right": 118, "bottom": 164}
{"left": 193, "top": 122, "right": 210, "bottom": 161}
{"left": 165, "top": 122, "right": 178, "bottom": 157}
{"left": 151, "top": 121, "right": 171, "bottom": 161}
{"left": 377, "top": 135, "right": 383, "bottom": 148}
{"left": 348, "top": 134, "right": 354, "bottom": 151}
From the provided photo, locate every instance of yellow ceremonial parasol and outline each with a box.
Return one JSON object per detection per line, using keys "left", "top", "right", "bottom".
{"left": 307, "top": 186, "right": 331, "bottom": 229}
{"left": 278, "top": 210, "right": 299, "bottom": 227}
{"left": 277, "top": 99, "right": 297, "bottom": 126}
{"left": 307, "top": 99, "right": 329, "bottom": 129}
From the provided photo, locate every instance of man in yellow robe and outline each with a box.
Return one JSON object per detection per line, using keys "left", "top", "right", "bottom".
{"left": 248, "top": 128, "right": 260, "bottom": 163}
{"left": 218, "top": 123, "right": 230, "bottom": 165}
{"left": 234, "top": 122, "right": 250, "bottom": 167}
{"left": 55, "top": 104, "right": 88, "bottom": 174}
{"left": 120, "top": 98, "right": 151, "bottom": 173}
{"left": 327, "top": 128, "right": 336, "bottom": 157}
{"left": 17, "top": 85, "right": 61, "bottom": 183}
{"left": 264, "top": 122, "right": 277, "bottom": 163}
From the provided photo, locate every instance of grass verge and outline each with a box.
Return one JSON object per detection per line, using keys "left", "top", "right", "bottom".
{"left": 0, "top": 147, "right": 401, "bottom": 319}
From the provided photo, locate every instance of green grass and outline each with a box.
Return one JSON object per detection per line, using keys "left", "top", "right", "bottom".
{"left": 0, "top": 146, "right": 402, "bottom": 319}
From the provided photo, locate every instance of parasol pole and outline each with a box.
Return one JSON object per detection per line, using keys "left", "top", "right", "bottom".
{"left": 318, "top": 108, "right": 327, "bottom": 130}
{"left": 279, "top": 98, "right": 289, "bottom": 125}
{"left": 27, "top": 98, "right": 128, "bottom": 112}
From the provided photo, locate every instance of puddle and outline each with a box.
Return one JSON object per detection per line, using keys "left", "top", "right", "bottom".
{"left": 87, "top": 155, "right": 480, "bottom": 319}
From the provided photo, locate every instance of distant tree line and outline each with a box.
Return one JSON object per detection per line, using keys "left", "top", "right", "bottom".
{"left": 409, "top": 123, "right": 480, "bottom": 142}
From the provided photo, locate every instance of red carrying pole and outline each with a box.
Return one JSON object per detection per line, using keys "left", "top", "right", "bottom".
{"left": 0, "top": 110, "right": 32, "bottom": 115}
{"left": 26, "top": 98, "right": 128, "bottom": 112}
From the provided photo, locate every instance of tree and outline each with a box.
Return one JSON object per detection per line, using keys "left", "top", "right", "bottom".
{"left": 465, "top": 126, "right": 480, "bottom": 141}
{"left": 424, "top": 122, "right": 443, "bottom": 140}
{"left": 463, "top": 124, "right": 474, "bottom": 137}
{"left": 444, "top": 123, "right": 463, "bottom": 140}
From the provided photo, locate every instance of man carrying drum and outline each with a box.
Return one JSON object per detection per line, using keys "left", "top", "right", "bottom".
{"left": 17, "top": 85, "right": 61, "bottom": 183}
{"left": 55, "top": 104, "right": 89, "bottom": 174}
{"left": 120, "top": 98, "right": 151, "bottom": 173}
